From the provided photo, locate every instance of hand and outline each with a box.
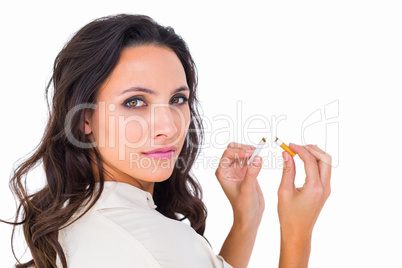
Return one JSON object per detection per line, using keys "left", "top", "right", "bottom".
{"left": 215, "top": 142, "right": 265, "bottom": 229}
{"left": 277, "top": 143, "right": 332, "bottom": 267}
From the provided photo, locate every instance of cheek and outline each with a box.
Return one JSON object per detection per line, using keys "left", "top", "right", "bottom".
{"left": 173, "top": 107, "right": 191, "bottom": 138}
{"left": 103, "top": 114, "right": 148, "bottom": 161}
{"left": 94, "top": 110, "right": 148, "bottom": 149}
{"left": 123, "top": 118, "right": 147, "bottom": 144}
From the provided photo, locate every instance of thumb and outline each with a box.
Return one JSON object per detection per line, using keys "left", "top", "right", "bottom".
{"left": 243, "top": 156, "right": 263, "bottom": 187}
{"left": 279, "top": 151, "right": 296, "bottom": 191}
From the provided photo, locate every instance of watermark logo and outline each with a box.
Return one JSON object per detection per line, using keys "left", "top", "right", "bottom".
{"left": 63, "top": 100, "right": 339, "bottom": 171}
{"left": 301, "top": 100, "right": 339, "bottom": 167}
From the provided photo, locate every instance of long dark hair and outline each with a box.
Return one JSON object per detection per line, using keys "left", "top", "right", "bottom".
{"left": 2, "top": 14, "right": 206, "bottom": 268}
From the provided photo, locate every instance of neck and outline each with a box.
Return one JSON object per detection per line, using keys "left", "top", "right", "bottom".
{"left": 90, "top": 156, "right": 155, "bottom": 195}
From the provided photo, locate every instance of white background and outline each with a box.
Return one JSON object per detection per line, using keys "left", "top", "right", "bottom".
{"left": 1, "top": 1, "right": 401, "bottom": 267}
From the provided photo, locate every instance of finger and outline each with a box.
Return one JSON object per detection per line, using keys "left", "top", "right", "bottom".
{"left": 222, "top": 148, "right": 255, "bottom": 160}
{"left": 304, "top": 145, "right": 332, "bottom": 188}
{"left": 227, "top": 142, "right": 256, "bottom": 150}
{"left": 289, "top": 143, "right": 320, "bottom": 186}
{"left": 242, "top": 156, "right": 263, "bottom": 189}
{"left": 256, "top": 181, "right": 265, "bottom": 211}
{"left": 219, "top": 148, "right": 255, "bottom": 168}
{"left": 278, "top": 151, "right": 296, "bottom": 192}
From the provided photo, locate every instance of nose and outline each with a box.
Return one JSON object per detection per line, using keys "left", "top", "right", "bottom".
{"left": 151, "top": 104, "right": 178, "bottom": 140}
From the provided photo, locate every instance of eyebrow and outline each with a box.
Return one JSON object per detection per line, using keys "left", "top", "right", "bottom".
{"left": 118, "top": 86, "right": 189, "bottom": 96}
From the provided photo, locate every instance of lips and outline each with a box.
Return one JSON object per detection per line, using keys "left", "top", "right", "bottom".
{"left": 142, "top": 146, "right": 178, "bottom": 159}
{"left": 143, "top": 146, "right": 178, "bottom": 154}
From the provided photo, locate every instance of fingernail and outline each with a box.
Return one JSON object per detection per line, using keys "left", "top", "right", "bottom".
{"left": 252, "top": 156, "right": 262, "bottom": 167}
{"left": 282, "top": 152, "right": 290, "bottom": 162}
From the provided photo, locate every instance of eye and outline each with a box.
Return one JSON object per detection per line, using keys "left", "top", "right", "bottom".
{"left": 170, "top": 95, "right": 188, "bottom": 105}
{"left": 123, "top": 97, "right": 147, "bottom": 108}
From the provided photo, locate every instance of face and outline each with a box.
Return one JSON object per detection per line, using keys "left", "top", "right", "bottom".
{"left": 85, "top": 45, "right": 191, "bottom": 193}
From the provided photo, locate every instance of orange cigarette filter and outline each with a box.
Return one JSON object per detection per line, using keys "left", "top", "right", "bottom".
{"left": 275, "top": 137, "right": 296, "bottom": 157}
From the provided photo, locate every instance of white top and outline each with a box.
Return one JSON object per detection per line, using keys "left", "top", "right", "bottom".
{"left": 56, "top": 181, "right": 232, "bottom": 268}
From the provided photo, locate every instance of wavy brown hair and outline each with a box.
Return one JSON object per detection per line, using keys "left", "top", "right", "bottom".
{"left": 2, "top": 14, "right": 206, "bottom": 268}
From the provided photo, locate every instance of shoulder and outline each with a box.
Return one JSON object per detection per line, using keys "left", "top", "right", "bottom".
{"left": 58, "top": 209, "right": 160, "bottom": 267}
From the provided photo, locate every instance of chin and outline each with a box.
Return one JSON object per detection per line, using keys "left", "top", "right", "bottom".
{"left": 142, "top": 165, "right": 176, "bottom": 182}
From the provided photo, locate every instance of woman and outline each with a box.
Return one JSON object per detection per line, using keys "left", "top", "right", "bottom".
{"left": 4, "top": 14, "right": 331, "bottom": 267}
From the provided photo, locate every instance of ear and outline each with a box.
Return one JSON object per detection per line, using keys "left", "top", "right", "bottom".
{"left": 84, "top": 110, "right": 93, "bottom": 135}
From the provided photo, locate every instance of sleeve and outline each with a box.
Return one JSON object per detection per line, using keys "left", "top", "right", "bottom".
{"left": 57, "top": 211, "right": 161, "bottom": 268}
{"left": 216, "top": 255, "right": 234, "bottom": 268}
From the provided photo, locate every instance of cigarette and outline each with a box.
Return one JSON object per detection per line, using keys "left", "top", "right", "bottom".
{"left": 275, "top": 137, "right": 296, "bottom": 157}
{"left": 247, "top": 137, "right": 266, "bottom": 165}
